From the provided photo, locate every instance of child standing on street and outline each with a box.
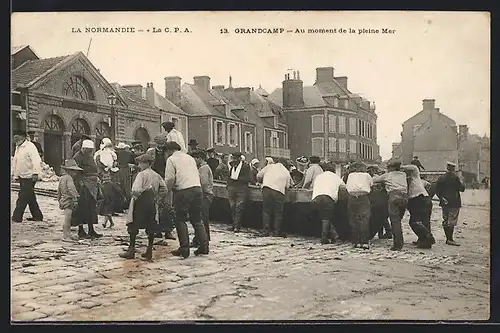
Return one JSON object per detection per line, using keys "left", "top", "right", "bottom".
{"left": 57, "top": 159, "right": 83, "bottom": 241}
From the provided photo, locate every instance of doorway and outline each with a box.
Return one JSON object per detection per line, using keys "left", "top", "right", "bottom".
{"left": 43, "top": 114, "right": 65, "bottom": 175}
{"left": 70, "top": 118, "right": 91, "bottom": 147}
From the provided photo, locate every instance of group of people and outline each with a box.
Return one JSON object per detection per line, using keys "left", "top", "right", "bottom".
{"left": 12, "top": 120, "right": 467, "bottom": 260}
{"left": 209, "top": 152, "right": 466, "bottom": 252}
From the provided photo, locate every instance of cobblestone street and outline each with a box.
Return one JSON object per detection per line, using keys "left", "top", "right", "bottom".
{"left": 10, "top": 184, "right": 490, "bottom": 321}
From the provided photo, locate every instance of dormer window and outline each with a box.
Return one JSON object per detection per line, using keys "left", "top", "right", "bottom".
{"left": 333, "top": 97, "right": 339, "bottom": 108}
{"left": 344, "top": 99, "right": 349, "bottom": 109}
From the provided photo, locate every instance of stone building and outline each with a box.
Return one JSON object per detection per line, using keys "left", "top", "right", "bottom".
{"left": 393, "top": 99, "right": 490, "bottom": 184}
{"left": 121, "top": 82, "right": 189, "bottom": 140}
{"left": 11, "top": 46, "right": 160, "bottom": 174}
{"left": 164, "top": 75, "right": 283, "bottom": 162}
{"left": 269, "top": 67, "right": 380, "bottom": 173}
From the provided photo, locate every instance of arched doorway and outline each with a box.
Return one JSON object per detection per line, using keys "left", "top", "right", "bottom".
{"left": 43, "top": 114, "right": 65, "bottom": 175}
{"left": 70, "top": 118, "right": 91, "bottom": 147}
{"left": 95, "top": 122, "right": 111, "bottom": 151}
{"left": 134, "top": 127, "right": 150, "bottom": 148}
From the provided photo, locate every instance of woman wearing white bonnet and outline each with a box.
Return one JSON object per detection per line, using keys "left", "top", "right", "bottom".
{"left": 95, "top": 137, "right": 119, "bottom": 228}
{"left": 249, "top": 158, "right": 260, "bottom": 185}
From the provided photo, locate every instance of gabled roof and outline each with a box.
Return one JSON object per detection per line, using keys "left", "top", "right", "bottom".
{"left": 12, "top": 54, "right": 74, "bottom": 88}
{"left": 149, "top": 89, "right": 187, "bottom": 116}
{"left": 12, "top": 51, "right": 127, "bottom": 106}
{"left": 11, "top": 45, "right": 39, "bottom": 58}
{"left": 403, "top": 109, "right": 456, "bottom": 126}
{"left": 268, "top": 85, "right": 327, "bottom": 108}
{"left": 181, "top": 83, "right": 239, "bottom": 119}
{"left": 111, "top": 83, "right": 154, "bottom": 110}
{"left": 255, "top": 85, "right": 269, "bottom": 97}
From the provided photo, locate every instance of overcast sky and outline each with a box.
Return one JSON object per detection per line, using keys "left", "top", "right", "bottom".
{"left": 11, "top": 11, "right": 490, "bottom": 159}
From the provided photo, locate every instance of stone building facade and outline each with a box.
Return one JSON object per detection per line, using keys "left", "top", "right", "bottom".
{"left": 393, "top": 99, "right": 490, "bottom": 184}
{"left": 11, "top": 46, "right": 160, "bottom": 174}
{"left": 269, "top": 67, "right": 380, "bottom": 173}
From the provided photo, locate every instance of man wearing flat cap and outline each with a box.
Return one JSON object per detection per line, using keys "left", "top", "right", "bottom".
{"left": 11, "top": 129, "right": 44, "bottom": 222}
{"left": 187, "top": 139, "right": 199, "bottom": 154}
{"left": 206, "top": 148, "right": 219, "bottom": 175}
{"left": 163, "top": 141, "right": 209, "bottom": 258}
{"left": 373, "top": 158, "right": 409, "bottom": 250}
{"left": 435, "top": 161, "right": 465, "bottom": 246}
{"left": 227, "top": 152, "right": 251, "bottom": 232}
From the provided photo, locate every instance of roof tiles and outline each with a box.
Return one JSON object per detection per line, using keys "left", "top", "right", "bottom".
{"left": 12, "top": 55, "right": 72, "bottom": 88}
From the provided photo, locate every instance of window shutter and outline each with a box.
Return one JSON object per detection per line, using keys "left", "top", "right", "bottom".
{"left": 328, "top": 114, "right": 336, "bottom": 133}
{"left": 328, "top": 137, "right": 337, "bottom": 152}
{"left": 311, "top": 115, "right": 324, "bottom": 133}
{"left": 312, "top": 137, "right": 324, "bottom": 156}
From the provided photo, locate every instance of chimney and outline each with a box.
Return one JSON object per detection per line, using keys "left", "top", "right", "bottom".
{"left": 146, "top": 82, "right": 155, "bottom": 107}
{"left": 282, "top": 72, "right": 304, "bottom": 108}
{"left": 459, "top": 125, "right": 468, "bottom": 141}
{"left": 165, "top": 76, "right": 182, "bottom": 107}
{"left": 315, "top": 67, "right": 334, "bottom": 83}
{"left": 334, "top": 76, "right": 348, "bottom": 90}
{"left": 122, "top": 84, "right": 144, "bottom": 99}
{"left": 212, "top": 85, "right": 225, "bottom": 95}
{"left": 235, "top": 87, "right": 251, "bottom": 102}
{"left": 194, "top": 76, "right": 210, "bottom": 91}
{"left": 422, "top": 99, "right": 436, "bottom": 111}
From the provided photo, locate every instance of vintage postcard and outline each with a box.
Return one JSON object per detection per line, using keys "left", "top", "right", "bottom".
{"left": 10, "top": 11, "right": 490, "bottom": 321}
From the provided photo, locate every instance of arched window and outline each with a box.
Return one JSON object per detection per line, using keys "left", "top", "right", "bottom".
{"left": 43, "top": 114, "right": 64, "bottom": 133}
{"left": 62, "top": 75, "right": 95, "bottom": 100}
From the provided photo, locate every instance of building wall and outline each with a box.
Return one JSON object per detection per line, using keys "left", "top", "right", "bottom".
{"left": 36, "top": 59, "right": 117, "bottom": 107}
{"left": 187, "top": 117, "right": 210, "bottom": 149}
{"left": 161, "top": 112, "right": 188, "bottom": 140}
{"left": 478, "top": 144, "right": 490, "bottom": 181}
{"left": 413, "top": 120, "right": 458, "bottom": 171}
{"left": 413, "top": 150, "right": 458, "bottom": 172}
{"left": 285, "top": 109, "right": 324, "bottom": 160}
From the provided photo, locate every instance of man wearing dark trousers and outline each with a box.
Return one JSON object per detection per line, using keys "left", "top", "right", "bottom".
{"left": 436, "top": 161, "right": 466, "bottom": 246}
{"left": 227, "top": 152, "right": 250, "bottom": 233}
{"left": 150, "top": 134, "right": 176, "bottom": 243}
{"left": 164, "top": 142, "right": 208, "bottom": 258}
{"left": 191, "top": 149, "right": 214, "bottom": 247}
{"left": 12, "top": 130, "right": 44, "bottom": 222}
{"left": 256, "top": 157, "right": 292, "bottom": 237}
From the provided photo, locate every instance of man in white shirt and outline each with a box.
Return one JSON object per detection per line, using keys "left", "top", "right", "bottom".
{"left": 302, "top": 156, "right": 323, "bottom": 189}
{"left": 164, "top": 141, "right": 208, "bottom": 258}
{"left": 162, "top": 121, "right": 187, "bottom": 153}
{"left": 345, "top": 161, "right": 373, "bottom": 249}
{"left": 12, "top": 130, "right": 44, "bottom": 222}
{"left": 402, "top": 164, "right": 434, "bottom": 249}
{"left": 256, "top": 157, "right": 292, "bottom": 237}
{"left": 311, "top": 162, "right": 345, "bottom": 244}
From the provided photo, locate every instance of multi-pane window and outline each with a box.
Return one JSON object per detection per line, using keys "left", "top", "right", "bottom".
{"left": 338, "top": 138, "right": 347, "bottom": 152}
{"left": 312, "top": 137, "right": 324, "bottom": 157}
{"left": 227, "top": 123, "right": 238, "bottom": 146}
{"left": 338, "top": 116, "right": 346, "bottom": 134}
{"left": 311, "top": 115, "right": 324, "bottom": 133}
{"left": 333, "top": 98, "right": 339, "bottom": 108}
{"left": 244, "top": 132, "right": 253, "bottom": 153}
{"left": 349, "top": 139, "right": 357, "bottom": 153}
{"left": 349, "top": 118, "right": 357, "bottom": 135}
{"left": 328, "top": 137, "right": 337, "bottom": 152}
{"left": 328, "top": 114, "right": 336, "bottom": 133}
{"left": 215, "top": 121, "right": 225, "bottom": 145}
{"left": 271, "top": 131, "right": 279, "bottom": 148}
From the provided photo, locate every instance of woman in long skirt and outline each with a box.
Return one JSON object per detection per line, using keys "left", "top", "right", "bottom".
{"left": 72, "top": 140, "right": 103, "bottom": 239}
{"left": 95, "top": 138, "right": 118, "bottom": 228}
